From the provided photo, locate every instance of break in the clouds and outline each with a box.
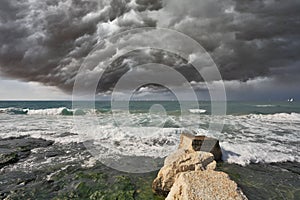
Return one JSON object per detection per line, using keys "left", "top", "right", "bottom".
{"left": 0, "top": 0, "right": 299, "bottom": 98}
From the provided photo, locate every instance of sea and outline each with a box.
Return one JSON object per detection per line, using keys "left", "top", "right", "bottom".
{"left": 0, "top": 101, "right": 299, "bottom": 199}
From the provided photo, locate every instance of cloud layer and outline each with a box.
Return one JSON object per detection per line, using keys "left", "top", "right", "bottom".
{"left": 0, "top": 0, "right": 299, "bottom": 96}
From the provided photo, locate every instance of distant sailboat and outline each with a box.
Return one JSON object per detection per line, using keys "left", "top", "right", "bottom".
{"left": 288, "top": 98, "right": 294, "bottom": 102}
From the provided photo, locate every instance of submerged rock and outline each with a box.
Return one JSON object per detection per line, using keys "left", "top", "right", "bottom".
{"left": 166, "top": 170, "right": 248, "bottom": 200}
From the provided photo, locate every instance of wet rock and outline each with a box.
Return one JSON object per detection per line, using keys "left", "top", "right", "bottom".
{"left": 53, "top": 169, "right": 153, "bottom": 200}
{"left": 44, "top": 149, "right": 65, "bottom": 158}
{"left": 57, "top": 132, "right": 78, "bottom": 138}
{"left": 0, "top": 150, "right": 18, "bottom": 168}
{"left": 217, "top": 162, "right": 300, "bottom": 200}
{"left": 113, "top": 141, "right": 121, "bottom": 147}
{"left": 166, "top": 170, "right": 248, "bottom": 200}
{"left": 0, "top": 171, "right": 36, "bottom": 198}
{"left": 0, "top": 138, "right": 162, "bottom": 200}
{"left": 0, "top": 136, "right": 54, "bottom": 150}
{"left": 152, "top": 149, "right": 216, "bottom": 196}
{"left": 0, "top": 136, "right": 54, "bottom": 168}
{"left": 179, "top": 132, "right": 222, "bottom": 161}
{"left": 146, "top": 138, "right": 176, "bottom": 146}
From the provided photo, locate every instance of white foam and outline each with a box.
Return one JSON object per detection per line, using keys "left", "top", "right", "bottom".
{"left": 78, "top": 125, "right": 180, "bottom": 158}
{"left": 0, "top": 107, "right": 86, "bottom": 116}
{"left": 1, "top": 111, "right": 299, "bottom": 166}
{"left": 189, "top": 109, "right": 207, "bottom": 114}
{"left": 255, "top": 104, "right": 276, "bottom": 107}
{"left": 81, "top": 157, "right": 97, "bottom": 168}
{"left": 218, "top": 113, "right": 300, "bottom": 165}
{"left": 27, "top": 107, "right": 67, "bottom": 115}
{"left": 47, "top": 165, "right": 70, "bottom": 181}
{"left": 221, "top": 142, "right": 299, "bottom": 166}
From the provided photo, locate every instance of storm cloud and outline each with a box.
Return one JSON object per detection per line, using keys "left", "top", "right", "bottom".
{"left": 0, "top": 0, "right": 299, "bottom": 95}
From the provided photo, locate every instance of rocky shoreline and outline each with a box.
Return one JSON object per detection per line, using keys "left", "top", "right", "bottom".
{"left": 0, "top": 136, "right": 54, "bottom": 169}
{"left": 1, "top": 135, "right": 299, "bottom": 199}
{"left": 0, "top": 136, "right": 163, "bottom": 200}
{"left": 152, "top": 133, "right": 248, "bottom": 200}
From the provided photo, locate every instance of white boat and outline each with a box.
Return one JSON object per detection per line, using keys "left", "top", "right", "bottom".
{"left": 288, "top": 98, "right": 294, "bottom": 102}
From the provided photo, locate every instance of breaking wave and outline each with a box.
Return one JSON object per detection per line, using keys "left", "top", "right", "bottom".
{"left": 254, "top": 104, "right": 276, "bottom": 108}
{"left": 0, "top": 106, "right": 299, "bottom": 166}
{"left": 0, "top": 107, "right": 86, "bottom": 116}
{"left": 189, "top": 109, "right": 207, "bottom": 114}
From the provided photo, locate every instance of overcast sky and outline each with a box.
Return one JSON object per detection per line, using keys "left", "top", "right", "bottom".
{"left": 0, "top": 0, "right": 299, "bottom": 100}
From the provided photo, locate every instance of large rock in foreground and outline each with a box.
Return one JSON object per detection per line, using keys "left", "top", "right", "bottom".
{"left": 166, "top": 170, "right": 248, "bottom": 200}
{"left": 152, "top": 133, "right": 247, "bottom": 199}
{"left": 179, "top": 133, "right": 222, "bottom": 161}
{"left": 152, "top": 149, "right": 216, "bottom": 196}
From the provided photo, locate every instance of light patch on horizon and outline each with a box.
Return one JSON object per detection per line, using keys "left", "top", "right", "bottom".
{"left": 0, "top": 78, "right": 70, "bottom": 100}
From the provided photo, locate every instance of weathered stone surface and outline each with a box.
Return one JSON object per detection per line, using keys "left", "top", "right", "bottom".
{"left": 0, "top": 150, "right": 18, "bottom": 168}
{"left": 166, "top": 170, "right": 248, "bottom": 200}
{"left": 152, "top": 149, "right": 216, "bottom": 197}
{"left": 179, "top": 133, "right": 222, "bottom": 161}
{"left": 152, "top": 133, "right": 247, "bottom": 199}
{"left": 0, "top": 136, "right": 54, "bottom": 168}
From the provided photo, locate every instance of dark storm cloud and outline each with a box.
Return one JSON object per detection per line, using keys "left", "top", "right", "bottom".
{"left": 158, "top": 0, "right": 300, "bottom": 82}
{"left": 0, "top": 0, "right": 299, "bottom": 93}
{"left": 223, "top": 0, "right": 300, "bottom": 81}
{"left": 0, "top": 0, "right": 160, "bottom": 92}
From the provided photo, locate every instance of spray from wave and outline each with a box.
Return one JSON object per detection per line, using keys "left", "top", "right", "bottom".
{"left": 0, "top": 107, "right": 86, "bottom": 116}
